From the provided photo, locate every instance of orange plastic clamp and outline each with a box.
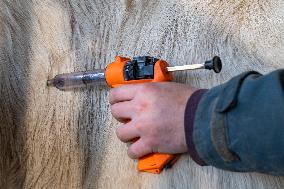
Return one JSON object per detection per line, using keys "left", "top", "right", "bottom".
{"left": 105, "top": 56, "right": 178, "bottom": 174}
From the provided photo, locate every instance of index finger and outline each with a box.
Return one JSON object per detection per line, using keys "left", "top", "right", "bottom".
{"left": 109, "top": 84, "right": 140, "bottom": 105}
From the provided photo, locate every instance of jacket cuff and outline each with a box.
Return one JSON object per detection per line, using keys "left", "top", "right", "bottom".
{"left": 184, "top": 89, "right": 208, "bottom": 166}
{"left": 193, "top": 71, "right": 261, "bottom": 171}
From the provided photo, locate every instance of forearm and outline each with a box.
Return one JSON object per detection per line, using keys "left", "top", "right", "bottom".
{"left": 185, "top": 70, "right": 284, "bottom": 175}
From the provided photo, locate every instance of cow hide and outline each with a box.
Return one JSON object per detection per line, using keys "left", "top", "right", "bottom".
{"left": 0, "top": 0, "right": 283, "bottom": 188}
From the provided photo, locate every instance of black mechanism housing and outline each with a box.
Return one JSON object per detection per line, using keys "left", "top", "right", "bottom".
{"left": 124, "top": 56, "right": 158, "bottom": 81}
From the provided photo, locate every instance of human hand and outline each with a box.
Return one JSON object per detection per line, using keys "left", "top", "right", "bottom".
{"left": 109, "top": 82, "right": 198, "bottom": 159}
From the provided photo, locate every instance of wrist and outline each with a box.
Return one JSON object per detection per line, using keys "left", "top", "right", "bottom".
{"left": 184, "top": 89, "right": 208, "bottom": 166}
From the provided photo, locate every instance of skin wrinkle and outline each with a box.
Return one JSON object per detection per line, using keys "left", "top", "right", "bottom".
{"left": 0, "top": 0, "right": 283, "bottom": 189}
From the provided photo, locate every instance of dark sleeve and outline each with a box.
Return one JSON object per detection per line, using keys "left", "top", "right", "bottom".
{"left": 184, "top": 89, "right": 208, "bottom": 166}
{"left": 187, "top": 70, "right": 284, "bottom": 175}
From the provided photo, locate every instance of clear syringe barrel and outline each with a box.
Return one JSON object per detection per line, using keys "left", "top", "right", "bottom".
{"left": 48, "top": 70, "right": 106, "bottom": 90}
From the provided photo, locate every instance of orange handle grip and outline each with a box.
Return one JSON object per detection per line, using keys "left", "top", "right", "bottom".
{"left": 106, "top": 56, "right": 178, "bottom": 174}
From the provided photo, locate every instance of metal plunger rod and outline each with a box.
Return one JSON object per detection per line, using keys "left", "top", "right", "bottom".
{"left": 167, "top": 64, "right": 204, "bottom": 72}
{"left": 166, "top": 56, "right": 222, "bottom": 73}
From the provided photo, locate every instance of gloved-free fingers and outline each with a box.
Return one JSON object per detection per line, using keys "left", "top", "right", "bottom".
{"left": 109, "top": 84, "right": 139, "bottom": 105}
{"left": 127, "top": 139, "right": 152, "bottom": 159}
{"left": 111, "top": 101, "right": 134, "bottom": 122}
{"left": 116, "top": 123, "right": 139, "bottom": 143}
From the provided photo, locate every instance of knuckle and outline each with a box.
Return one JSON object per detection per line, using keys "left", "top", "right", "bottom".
{"left": 134, "top": 122, "right": 146, "bottom": 133}
{"left": 140, "top": 83, "right": 156, "bottom": 93}
{"left": 135, "top": 101, "right": 148, "bottom": 113}
{"left": 135, "top": 119, "right": 153, "bottom": 131}
{"left": 145, "top": 138, "right": 156, "bottom": 149}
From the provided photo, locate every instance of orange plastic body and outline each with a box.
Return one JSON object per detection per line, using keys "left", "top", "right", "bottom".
{"left": 105, "top": 56, "right": 178, "bottom": 174}
{"left": 105, "top": 56, "right": 173, "bottom": 87}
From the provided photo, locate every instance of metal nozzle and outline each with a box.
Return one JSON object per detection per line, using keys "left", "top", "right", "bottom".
{"left": 47, "top": 70, "right": 106, "bottom": 90}
{"left": 47, "top": 79, "right": 55, "bottom": 87}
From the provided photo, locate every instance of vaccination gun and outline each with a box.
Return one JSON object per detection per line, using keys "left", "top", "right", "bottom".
{"left": 47, "top": 56, "right": 222, "bottom": 174}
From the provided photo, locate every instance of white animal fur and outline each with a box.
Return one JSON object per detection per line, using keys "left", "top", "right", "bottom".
{"left": 0, "top": 0, "right": 283, "bottom": 188}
